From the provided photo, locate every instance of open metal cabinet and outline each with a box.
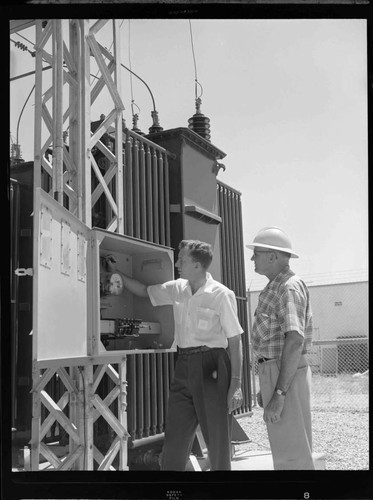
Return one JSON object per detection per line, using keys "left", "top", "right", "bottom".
{"left": 30, "top": 188, "right": 176, "bottom": 470}
{"left": 33, "top": 187, "right": 175, "bottom": 362}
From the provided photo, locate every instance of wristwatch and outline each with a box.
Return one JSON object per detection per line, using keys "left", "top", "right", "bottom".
{"left": 275, "top": 387, "right": 286, "bottom": 396}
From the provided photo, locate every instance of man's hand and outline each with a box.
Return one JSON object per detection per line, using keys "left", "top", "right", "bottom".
{"left": 227, "top": 380, "right": 243, "bottom": 414}
{"left": 227, "top": 335, "right": 243, "bottom": 415}
{"left": 263, "top": 393, "right": 285, "bottom": 424}
{"left": 256, "top": 390, "right": 263, "bottom": 408}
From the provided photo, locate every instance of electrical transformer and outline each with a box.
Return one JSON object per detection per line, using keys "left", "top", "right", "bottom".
{"left": 11, "top": 126, "right": 251, "bottom": 471}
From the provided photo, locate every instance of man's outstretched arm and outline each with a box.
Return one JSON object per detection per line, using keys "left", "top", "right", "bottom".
{"left": 120, "top": 274, "right": 149, "bottom": 298}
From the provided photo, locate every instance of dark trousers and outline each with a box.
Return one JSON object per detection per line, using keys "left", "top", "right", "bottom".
{"left": 161, "top": 348, "right": 233, "bottom": 471}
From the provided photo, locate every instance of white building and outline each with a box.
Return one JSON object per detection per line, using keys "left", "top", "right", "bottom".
{"left": 247, "top": 279, "right": 368, "bottom": 341}
{"left": 247, "top": 279, "right": 368, "bottom": 374}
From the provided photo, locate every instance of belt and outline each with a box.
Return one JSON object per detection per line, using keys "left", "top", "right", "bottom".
{"left": 257, "top": 357, "right": 272, "bottom": 364}
{"left": 177, "top": 345, "right": 217, "bottom": 356}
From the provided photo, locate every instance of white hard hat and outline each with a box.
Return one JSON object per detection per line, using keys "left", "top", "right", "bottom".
{"left": 246, "top": 226, "right": 299, "bottom": 258}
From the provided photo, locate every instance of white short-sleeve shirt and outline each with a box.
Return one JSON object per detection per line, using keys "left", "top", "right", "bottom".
{"left": 147, "top": 273, "right": 243, "bottom": 349}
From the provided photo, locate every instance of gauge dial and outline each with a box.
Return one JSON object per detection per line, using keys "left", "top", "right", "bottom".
{"left": 102, "top": 272, "right": 124, "bottom": 296}
{"left": 109, "top": 272, "right": 124, "bottom": 295}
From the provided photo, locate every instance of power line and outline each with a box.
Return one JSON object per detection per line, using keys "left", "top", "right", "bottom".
{"left": 10, "top": 38, "right": 35, "bottom": 57}
{"left": 13, "top": 31, "right": 34, "bottom": 46}
{"left": 10, "top": 66, "right": 52, "bottom": 82}
{"left": 127, "top": 20, "right": 140, "bottom": 121}
{"left": 16, "top": 85, "right": 35, "bottom": 146}
{"left": 188, "top": 20, "right": 203, "bottom": 101}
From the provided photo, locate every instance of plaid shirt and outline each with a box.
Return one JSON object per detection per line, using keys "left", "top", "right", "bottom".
{"left": 252, "top": 266, "right": 313, "bottom": 359}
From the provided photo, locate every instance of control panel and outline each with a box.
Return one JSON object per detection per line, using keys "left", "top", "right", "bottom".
{"left": 93, "top": 228, "right": 175, "bottom": 354}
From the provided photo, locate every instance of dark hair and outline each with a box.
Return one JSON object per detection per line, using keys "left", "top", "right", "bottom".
{"left": 178, "top": 240, "right": 213, "bottom": 269}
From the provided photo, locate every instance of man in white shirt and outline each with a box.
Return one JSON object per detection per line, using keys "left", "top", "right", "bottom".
{"left": 120, "top": 239, "right": 243, "bottom": 470}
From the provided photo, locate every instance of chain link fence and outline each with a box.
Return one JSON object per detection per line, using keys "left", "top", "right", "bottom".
{"left": 246, "top": 282, "right": 368, "bottom": 469}
{"left": 248, "top": 281, "right": 369, "bottom": 412}
{"left": 308, "top": 337, "right": 368, "bottom": 411}
{"left": 250, "top": 337, "right": 369, "bottom": 412}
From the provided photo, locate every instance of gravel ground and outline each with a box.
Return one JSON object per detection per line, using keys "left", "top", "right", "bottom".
{"left": 234, "top": 405, "right": 369, "bottom": 470}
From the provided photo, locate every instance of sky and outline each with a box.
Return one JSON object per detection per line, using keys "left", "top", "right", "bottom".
{"left": 9, "top": 18, "right": 368, "bottom": 291}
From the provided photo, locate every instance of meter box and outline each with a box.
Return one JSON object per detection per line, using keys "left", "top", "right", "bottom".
{"left": 33, "top": 188, "right": 175, "bottom": 362}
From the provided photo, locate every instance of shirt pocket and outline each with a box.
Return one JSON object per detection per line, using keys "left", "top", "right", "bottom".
{"left": 196, "top": 307, "right": 216, "bottom": 331}
{"left": 254, "top": 310, "right": 278, "bottom": 340}
{"left": 173, "top": 301, "right": 184, "bottom": 324}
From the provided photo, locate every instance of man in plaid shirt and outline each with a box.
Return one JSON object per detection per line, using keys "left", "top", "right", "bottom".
{"left": 248, "top": 227, "right": 314, "bottom": 470}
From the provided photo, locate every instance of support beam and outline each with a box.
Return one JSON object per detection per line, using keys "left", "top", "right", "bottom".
{"left": 92, "top": 394, "right": 129, "bottom": 439}
{"left": 97, "top": 436, "right": 121, "bottom": 471}
{"left": 113, "top": 19, "right": 124, "bottom": 234}
{"left": 118, "top": 360, "right": 129, "bottom": 470}
{"left": 40, "top": 391, "right": 80, "bottom": 443}
{"left": 40, "top": 391, "right": 70, "bottom": 440}
{"left": 31, "top": 19, "right": 132, "bottom": 471}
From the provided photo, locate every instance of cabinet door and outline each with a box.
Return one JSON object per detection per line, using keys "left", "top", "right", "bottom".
{"left": 33, "top": 188, "right": 92, "bottom": 361}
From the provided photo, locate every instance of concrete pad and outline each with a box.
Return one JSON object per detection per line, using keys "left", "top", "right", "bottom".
{"left": 232, "top": 450, "right": 273, "bottom": 470}
{"left": 231, "top": 451, "right": 326, "bottom": 470}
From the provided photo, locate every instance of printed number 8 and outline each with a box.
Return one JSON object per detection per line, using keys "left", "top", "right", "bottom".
{"left": 304, "top": 493, "right": 310, "bottom": 499}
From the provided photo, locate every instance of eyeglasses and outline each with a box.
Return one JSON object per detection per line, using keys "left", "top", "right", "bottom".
{"left": 252, "top": 250, "right": 276, "bottom": 257}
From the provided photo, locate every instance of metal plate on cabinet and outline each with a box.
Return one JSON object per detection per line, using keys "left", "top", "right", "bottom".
{"left": 40, "top": 204, "right": 53, "bottom": 268}
{"left": 77, "top": 231, "right": 87, "bottom": 283}
{"left": 61, "top": 220, "right": 72, "bottom": 276}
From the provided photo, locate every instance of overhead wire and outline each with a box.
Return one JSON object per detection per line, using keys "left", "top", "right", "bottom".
{"left": 16, "top": 85, "right": 35, "bottom": 147}
{"left": 90, "top": 20, "right": 124, "bottom": 86}
{"left": 188, "top": 20, "right": 203, "bottom": 101}
{"left": 10, "top": 38, "right": 35, "bottom": 57}
{"left": 11, "top": 32, "right": 48, "bottom": 155}
{"left": 11, "top": 30, "right": 54, "bottom": 82}
{"left": 90, "top": 19, "right": 125, "bottom": 87}
{"left": 115, "top": 21, "right": 158, "bottom": 123}
{"left": 10, "top": 66, "right": 52, "bottom": 82}
{"left": 128, "top": 20, "right": 140, "bottom": 120}
{"left": 90, "top": 20, "right": 157, "bottom": 128}
{"left": 12, "top": 21, "right": 159, "bottom": 146}
{"left": 121, "top": 62, "right": 156, "bottom": 113}
{"left": 89, "top": 27, "right": 157, "bottom": 113}
{"left": 13, "top": 30, "right": 34, "bottom": 47}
